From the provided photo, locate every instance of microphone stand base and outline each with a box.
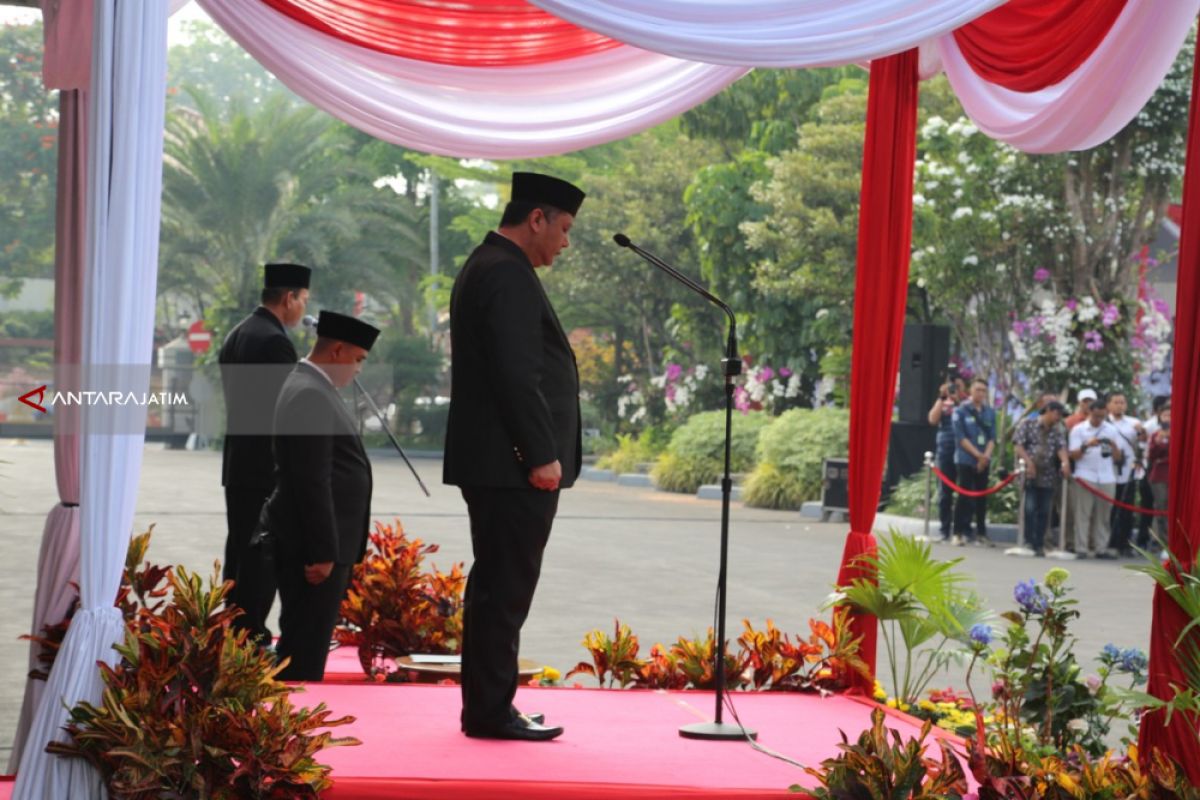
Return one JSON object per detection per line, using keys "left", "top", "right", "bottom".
{"left": 679, "top": 721, "right": 756, "bottom": 741}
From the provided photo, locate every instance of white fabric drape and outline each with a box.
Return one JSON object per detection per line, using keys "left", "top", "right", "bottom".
{"left": 13, "top": 2, "right": 168, "bottom": 797}
{"left": 526, "top": 0, "right": 1003, "bottom": 67}
{"left": 197, "top": 0, "right": 747, "bottom": 159}
{"left": 939, "top": 0, "right": 1200, "bottom": 153}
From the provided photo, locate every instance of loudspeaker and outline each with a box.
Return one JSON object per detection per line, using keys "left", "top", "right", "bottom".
{"left": 883, "top": 421, "right": 938, "bottom": 502}
{"left": 897, "top": 324, "right": 951, "bottom": 424}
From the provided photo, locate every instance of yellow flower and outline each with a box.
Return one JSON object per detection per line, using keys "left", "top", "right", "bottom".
{"left": 886, "top": 698, "right": 898, "bottom": 709}
{"left": 540, "top": 666, "right": 561, "bottom": 681}
{"left": 918, "top": 700, "right": 937, "bottom": 712}
{"left": 899, "top": 702, "right": 911, "bottom": 712}
{"left": 873, "top": 681, "right": 887, "bottom": 701}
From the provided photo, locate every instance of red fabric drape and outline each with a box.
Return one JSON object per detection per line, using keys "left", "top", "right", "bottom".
{"left": 838, "top": 49, "right": 919, "bottom": 694}
{"left": 259, "top": 0, "right": 621, "bottom": 66}
{"left": 952, "top": 0, "right": 1127, "bottom": 92}
{"left": 1138, "top": 40, "right": 1200, "bottom": 782}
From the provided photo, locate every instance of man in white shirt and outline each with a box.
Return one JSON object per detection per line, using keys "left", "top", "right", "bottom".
{"left": 1068, "top": 394, "right": 1130, "bottom": 558}
{"left": 1105, "top": 391, "right": 1144, "bottom": 556}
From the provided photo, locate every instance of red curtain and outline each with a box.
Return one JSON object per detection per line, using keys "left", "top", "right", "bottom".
{"left": 259, "top": 0, "right": 620, "bottom": 66}
{"left": 952, "top": 0, "right": 1127, "bottom": 92}
{"left": 837, "top": 49, "right": 919, "bottom": 694}
{"left": 1138, "top": 40, "right": 1200, "bottom": 782}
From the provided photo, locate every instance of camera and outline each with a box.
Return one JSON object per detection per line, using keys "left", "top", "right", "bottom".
{"left": 1098, "top": 439, "right": 1113, "bottom": 459}
{"left": 945, "top": 362, "right": 960, "bottom": 382}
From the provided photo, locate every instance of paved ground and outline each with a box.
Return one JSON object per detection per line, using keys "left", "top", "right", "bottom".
{"left": 0, "top": 438, "right": 1156, "bottom": 758}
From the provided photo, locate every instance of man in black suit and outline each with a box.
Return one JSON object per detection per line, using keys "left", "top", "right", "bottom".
{"left": 445, "top": 172, "right": 584, "bottom": 741}
{"left": 219, "top": 262, "right": 310, "bottom": 644}
{"left": 260, "top": 310, "right": 380, "bottom": 681}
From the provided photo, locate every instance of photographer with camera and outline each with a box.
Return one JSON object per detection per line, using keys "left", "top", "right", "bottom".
{"left": 927, "top": 369, "right": 966, "bottom": 542}
{"left": 950, "top": 378, "right": 996, "bottom": 546}
{"left": 1105, "top": 391, "right": 1145, "bottom": 556}
{"left": 1068, "top": 393, "right": 1133, "bottom": 558}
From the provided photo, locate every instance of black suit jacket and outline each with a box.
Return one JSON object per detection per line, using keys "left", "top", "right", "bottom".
{"left": 444, "top": 232, "right": 582, "bottom": 489}
{"left": 219, "top": 307, "right": 297, "bottom": 488}
{"left": 261, "top": 362, "right": 373, "bottom": 565}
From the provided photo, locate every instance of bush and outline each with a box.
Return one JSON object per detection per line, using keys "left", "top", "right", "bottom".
{"left": 50, "top": 565, "right": 358, "bottom": 798}
{"left": 884, "top": 472, "right": 930, "bottom": 518}
{"left": 651, "top": 410, "right": 770, "bottom": 493}
{"left": 595, "top": 425, "right": 672, "bottom": 474}
{"left": 336, "top": 520, "right": 465, "bottom": 677}
{"left": 743, "top": 408, "right": 849, "bottom": 509}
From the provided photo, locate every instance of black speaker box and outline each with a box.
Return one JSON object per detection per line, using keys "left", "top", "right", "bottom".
{"left": 883, "top": 421, "right": 938, "bottom": 502}
{"left": 896, "top": 323, "right": 951, "bottom": 424}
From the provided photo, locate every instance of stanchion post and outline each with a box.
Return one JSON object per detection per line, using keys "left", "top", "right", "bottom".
{"left": 1047, "top": 474, "right": 1076, "bottom": 560}
{"left": 1005, "top": 458, "right": 1034, "bottom": 557}
{"left": 923, "top": 451, "right": 934, "bottom": 542}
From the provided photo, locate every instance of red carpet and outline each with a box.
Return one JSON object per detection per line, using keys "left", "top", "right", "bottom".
{"left": 281, "top": 683, "right": 941, "bottom": 799}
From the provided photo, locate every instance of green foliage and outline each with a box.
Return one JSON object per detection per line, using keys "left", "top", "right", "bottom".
{"left": 0, "top": 22, "right": 56, "bottom": 288}
{"left": 743, "top": 408, "right": 849, "bottom": 509}
{"left": 595, "top": 426, "right": 672, "bottom": 473}
{"left": 836, "top": 532, "right": 988, "bottom": 706}
{"left": 49, "top": 561, "right": 358, "bottom": 798}
{"left": 651, "top": 410, "right": 770, "bottom": 493}
{"left": 159, "top": 89, "right": 423, "bottom": 349}
{"left": 884, "top": 472, "right": 932, "bottom": 519}
{"left": 336, "top": 520, "right": 465, "bottom": 678}
{"left": 795, "top": 708, "right": 968, "bottom": 798}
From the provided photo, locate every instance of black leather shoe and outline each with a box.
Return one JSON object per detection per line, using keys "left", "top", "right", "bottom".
{"left": 465, "top": 717, "right": 564, "bottom": 741}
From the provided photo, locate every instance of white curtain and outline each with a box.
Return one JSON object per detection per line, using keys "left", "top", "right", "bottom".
{"left": 13, "top": 2, "right": 168, "bottom": 797}
{"left": 525, "top": 0, "right": 1004, "bottom": 67}
{"left": 939, "top": 0, "right": 1200, "bottom": 153}
{"left": 197, "top": 0, "right": 747, "bottom": 159}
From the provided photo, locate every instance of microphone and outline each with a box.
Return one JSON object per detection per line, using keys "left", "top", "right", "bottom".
{"left": 614, "top": 231, "right": 734, "bottom": 350}
{"left": 302, "top": 314, "right": 317, "bottom": 329}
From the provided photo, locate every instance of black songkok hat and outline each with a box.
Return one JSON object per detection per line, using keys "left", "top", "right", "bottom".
{"left": 511, "top": 172, "right": 585, "bottom": 216}
{"left": 316, "top": 311, "right": 380, "bottom": 352}
{"left": 264, "top": 262, "right": 312, "bottom": 289}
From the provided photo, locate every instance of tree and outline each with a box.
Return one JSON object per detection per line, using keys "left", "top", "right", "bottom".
{"left": 0, "top": 21, "right": 57, "bottom": 292}
{"left": 911, "top": 38, "right": 1192, "bottom": 400}
{"left": 166, "top": 21, "right": 300, "bottom": 114}
{"left": 539, "top": 126, "right": 722, "bottom": 425}
{"left": 158, "top": 90, "right": 423, "bottom": 345}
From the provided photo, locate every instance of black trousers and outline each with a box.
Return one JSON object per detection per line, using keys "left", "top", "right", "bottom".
{"left": 953, "top": 465, "right": 990, "bottom": 539}
{"left": 275, "top": 558, "right": 352, "bottom": 681}
{"left": 936, "top": 453, "right": 957, "bottom": 538}
{"left": 223, "top": 485, "right": 276, "bottom": 644}
{"left": 1108, "top": 481, "right": 1137, "bottom": 553}
{"left": 459, "top": 486, "right": 559, "bottom": 732}
{"left": 1134, "top": 476, "right": 1155, "bottom": 549}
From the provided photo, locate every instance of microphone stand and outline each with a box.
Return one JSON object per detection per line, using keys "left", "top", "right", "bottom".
{"left": 613, "top": 234, "right": 754, "bottom": 742}
{"left": 303, "top": 315, "right": 430, "bottom": 497}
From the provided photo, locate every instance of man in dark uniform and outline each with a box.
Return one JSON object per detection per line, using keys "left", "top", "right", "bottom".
{"left": 218, "top": 262, "right": 311, "bottom": 643}
{"left": 444, "top": 172, "right": 584, "bottom": 741}
{"left": 260, "top": 310, "right": 380, "bottom": 681}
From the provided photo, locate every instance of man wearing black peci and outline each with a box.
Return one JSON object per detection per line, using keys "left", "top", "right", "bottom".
{"left": 444, "top": 172, "right": 584, "bottom": 741}
{"left": 261, "top": 310, "right": 379, "bottom": 681}
{"left": 219, "top": 262, "right": 310, "bottom": 644}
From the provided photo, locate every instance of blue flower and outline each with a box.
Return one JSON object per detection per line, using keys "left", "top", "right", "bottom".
{"left": 1118, "top": 648, "right": 1148, "bottom": 674}
{"left": 969, "top": 624, "right": 993, "bottom": 647}
{"left": 1100, "top": 643, "right": 1122, "bottom": 664}
{"left": 1013, "top": 579, "right": 1048, "bottom": 614}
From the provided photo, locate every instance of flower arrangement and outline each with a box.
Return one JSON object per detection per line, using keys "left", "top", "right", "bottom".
{"left": 567, "top": 613, "right": 868, "bottom": 693}
{"left": 615, "top": 356, "right": 803, "bottom": 425}
{"left": 335, "top": 520, "right": 465, "bottom": 680}
{"left": 1007, "top": 264, "right": 1172, "bottom": 399}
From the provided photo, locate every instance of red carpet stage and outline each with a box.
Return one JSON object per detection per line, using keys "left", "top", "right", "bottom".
{"left": 286, "top": 683, "right": 940, "bottom": 799}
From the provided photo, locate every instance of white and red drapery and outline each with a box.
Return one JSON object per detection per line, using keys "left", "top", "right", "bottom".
{"left": 16, "top": 1, "right": 1200, "bottom": 794}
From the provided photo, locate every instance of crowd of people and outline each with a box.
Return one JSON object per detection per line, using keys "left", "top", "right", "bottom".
{"left": 928, "top": 378, "right": 1171, "bottom": 558}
